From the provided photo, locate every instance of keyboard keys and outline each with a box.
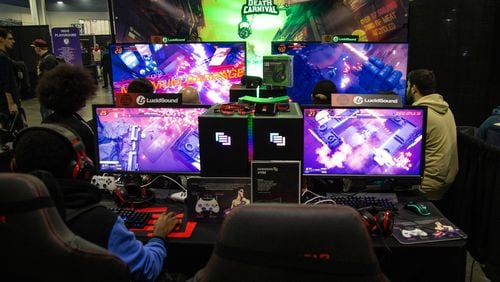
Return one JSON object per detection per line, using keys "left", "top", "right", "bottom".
{"left": 108, "top": 208, "right": 152, "bottom": 228}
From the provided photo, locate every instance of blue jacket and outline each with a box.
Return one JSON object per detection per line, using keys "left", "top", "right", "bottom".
{"left": 108, "top": 217, "right": 167, "bottom": 282}
{"left": 58, "top": 178, "right": 167, "bottom": 282}
{"left": 478, "top": 106, "right": 500, "bottom": 140}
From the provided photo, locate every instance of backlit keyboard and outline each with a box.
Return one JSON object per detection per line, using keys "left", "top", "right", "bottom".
{"left": 108, "top": 208, "right": 152, "bottom": 228}
{"left": 329, "top": 193, "right": 398, "bottom": 211}
{"left": 303, "top": 192, "right": 398, "bottom": 211}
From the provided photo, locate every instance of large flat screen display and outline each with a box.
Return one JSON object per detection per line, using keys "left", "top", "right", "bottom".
{"left": 110, "top": 42, "right": 246, "bottom": 104}
{"left": 272, "top": 42, "right": 409, "bottom": 104}
{"left": 302, "top": 106, "right": 426, "bottom": 180}
{"left": 93, "top": 105, "right": 209, "bottom": 174}
{"left": 110, "top": 0, "right": 410, "bottom": 77}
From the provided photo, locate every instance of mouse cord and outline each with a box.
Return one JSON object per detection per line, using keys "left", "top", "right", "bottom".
{"left": 140, "top": 175, "right": 187, "bottom": 191}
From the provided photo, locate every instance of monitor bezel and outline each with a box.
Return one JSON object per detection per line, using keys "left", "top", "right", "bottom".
{"left": 300, "top": 105, "right": 427, "bottom": 182}
{"left": 92, "top": 104, "right": 211, "bottom": 175}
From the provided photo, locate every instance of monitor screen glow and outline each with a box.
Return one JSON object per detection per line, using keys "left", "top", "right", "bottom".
{"left": 111, "top": 42, "right": 246, "bottom": 104}
{"left": 94, "top": 105, "right": 209, "bottom": 174}
{"left": 272, "top": 42, "right": 409, "bottom": 104}
{"left": 302, "top": 106, "right": 426, "bottom": 179}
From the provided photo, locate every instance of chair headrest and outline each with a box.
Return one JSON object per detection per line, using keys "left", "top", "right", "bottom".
{"left": 0, "top": 173, "right": 129, "bottom": 282}
{"left": 211, "top": 204, "right": 381, "bottom": 277}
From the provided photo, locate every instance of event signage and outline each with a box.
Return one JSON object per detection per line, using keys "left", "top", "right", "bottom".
{"left": 51, "top": 27, "right": 82, "bottom": 65}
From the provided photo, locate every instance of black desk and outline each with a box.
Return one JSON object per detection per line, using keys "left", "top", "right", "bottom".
{"left": 128, "top": 191, "right": 467, "bottom": 281}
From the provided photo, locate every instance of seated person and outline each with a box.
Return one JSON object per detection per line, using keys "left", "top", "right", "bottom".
{"left": 127, "top": 78, "right": 155, "bottom": 93}
{"left": 408, "top": 69, "right": 458, "bottom": 200}
{"left": 311, "top": 79, "right": 337, "bottom": 105}
{"left": 180, "top": 86, "right": 200, "bottom": 104}
{"left": 12, "top": 125, "right": 179, "bottom": 282}
{"left": 37, "top": 64, "right": 97, "bottom": 163}
{"left": 477, "top": 106, "right": 500, "bottom": 140}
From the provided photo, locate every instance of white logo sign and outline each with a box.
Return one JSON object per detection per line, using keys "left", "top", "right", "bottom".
{"left": 136, "top": 95, "right": 146, "bottom": 105}
{"left": 353, "top": 96, "right": 364, "bottom": 105}
{"left": 215, "top": 132, "right": 231, "bottom": 146}
{"left": 270, "top": 133, "right": 286, "bottom": 146}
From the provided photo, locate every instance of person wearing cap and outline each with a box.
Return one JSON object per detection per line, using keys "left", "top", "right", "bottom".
{"left": 31, "top": 38, "right": 58, "bottom": 119}
{"left": 0, "top": 27, "right": 20, "bottom": 128}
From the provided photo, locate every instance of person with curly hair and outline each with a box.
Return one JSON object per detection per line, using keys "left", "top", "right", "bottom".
{"left": 37, "top": 63, "right": 97, "bottom": 162}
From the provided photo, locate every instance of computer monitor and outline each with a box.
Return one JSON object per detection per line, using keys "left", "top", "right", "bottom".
{"left": 93, "top": 105, "right": 210, "bottom": 174}
{"left": 110, "top": 42, "right": 246, "bottom": 104}
{"left": 302, "top": 106, "right": 426, "bottom": 185}
{"left": 271, "top": 42, "right": 409, "bottom": 104}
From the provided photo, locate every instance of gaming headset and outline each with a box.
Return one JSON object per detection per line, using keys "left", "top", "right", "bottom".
{"left": 112, "top": 177, "right": 155, "bottom": 209}
{"left": 358, "top": 208, "right": 394, "bottom": 236}
{"left": 11, "top": 123, "right": 95, "bottom": 181}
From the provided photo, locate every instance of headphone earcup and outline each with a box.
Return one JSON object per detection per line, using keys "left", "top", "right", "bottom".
{"left": 112, "top": 186, "right": 154, "bottom": 209}
{"left": 112, "top": 187, "right": 128, "bottom": 208}
{"left": 360, "top": 210, "right": 377, "bottom": 234}
{"left": 359, "top": 209, "right": 394, "bottom": 236}
{"left": 375, "top": 210, "right": 394, "bottom": 236}
{"left": 10, "top": 157, "right": 16, "bottom": 172}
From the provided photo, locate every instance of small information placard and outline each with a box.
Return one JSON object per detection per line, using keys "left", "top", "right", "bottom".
{"left": 251, "top": 160, "right": 301, "bottom": 203}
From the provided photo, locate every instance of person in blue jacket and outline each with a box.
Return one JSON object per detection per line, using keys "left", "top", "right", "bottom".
{"left": 477, "top": 106, "right": 500, "bottom": 140}
{"left": 12, "top": 124, "right": 179, "bottom": 282}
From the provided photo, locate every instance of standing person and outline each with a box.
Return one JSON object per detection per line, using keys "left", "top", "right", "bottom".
{"left": 0, "top": 28, "right": 20, "bottom": 129}
{"left": 31, "top": 38, "right": 58, "bottom": 119}
{"left": 407, "top": 69, "right": 458, "bottom": 201}
{"left": 101, "top": 44, "right": 111, "bottom": 89}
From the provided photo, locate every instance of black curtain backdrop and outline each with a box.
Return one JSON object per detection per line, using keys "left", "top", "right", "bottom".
{"left": 408, "top": 0, "right": 499, "bottom": 126}
{"left": 440, "top": 127, "right": 500, "bottom": 281}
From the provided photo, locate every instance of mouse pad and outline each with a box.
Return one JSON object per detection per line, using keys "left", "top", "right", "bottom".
{"left": 392, "top": 203, "right": 467, "bottom": 244}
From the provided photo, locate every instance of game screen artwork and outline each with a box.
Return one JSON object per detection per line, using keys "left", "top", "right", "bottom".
{"left": 111, "top": 0, "right": 409, "bottom": 76}
{"left": 302, "top": 107, "right": 426, "bottom": 177}
{"left": 272, "top": 42, "right": 408, "bottom": 104}
{"left": 111, "top": 43, "right": 246, "bottom": 104}
{"left": 94, "top": 106, "right": 209, "bottom": 174}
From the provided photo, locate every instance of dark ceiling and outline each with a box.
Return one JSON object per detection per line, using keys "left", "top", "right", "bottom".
{"left": 0, "top": 0, "right": 109, "bottom": 12}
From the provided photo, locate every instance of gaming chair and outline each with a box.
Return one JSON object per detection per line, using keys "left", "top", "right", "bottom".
{"left": 188, "top": 204, "right": 388, "bottom": 282}
{"left": 0, "top": 173, "right": 129, "bottom": 282}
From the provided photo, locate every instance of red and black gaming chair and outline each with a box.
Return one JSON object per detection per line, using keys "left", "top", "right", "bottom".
{"left": 189, "top": 204, "right": 388, "bottom": 282}
{"left": 0, "top": 173, "right": 129, "bottom": 282}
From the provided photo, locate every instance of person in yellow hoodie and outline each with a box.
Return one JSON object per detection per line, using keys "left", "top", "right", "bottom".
{"left": 407, "top": 69, "right": 458, "bottom": 200}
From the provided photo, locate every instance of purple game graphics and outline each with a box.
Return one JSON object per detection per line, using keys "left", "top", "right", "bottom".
{"left": 94, "top": 106, "right": 209, "bottom": 174}
{"left": 111, "top": 42, "right": 246, "bottom": 104}
{"left": 272, "top": 42, "right": 409, "bottom": 104}
{"left": 303, "top": 107, "right": 426, "bottom": 177}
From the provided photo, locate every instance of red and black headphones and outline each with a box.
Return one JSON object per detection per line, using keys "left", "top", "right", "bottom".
{"left": 112, "top": 182, "right": 155, "bottom": 209}
{"left": 358, "top": 208, "right": 394, "bottom": 236}
{"left": 11, "top": 123, "right": 95, "bottom": 181}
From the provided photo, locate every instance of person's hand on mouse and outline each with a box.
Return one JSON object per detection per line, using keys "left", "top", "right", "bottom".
{"left": 153, "top": 212, "right": 179, "bottom": 237}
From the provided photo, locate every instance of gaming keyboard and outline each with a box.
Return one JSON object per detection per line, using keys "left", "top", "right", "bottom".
{"left": 305, "top": 193, "right": 398, "bottom": 211}
{"left": 108, "top": 208, "right": 152, "bottom": 228}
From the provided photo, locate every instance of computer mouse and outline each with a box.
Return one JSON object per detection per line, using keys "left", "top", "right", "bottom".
{"left": 404, "top": 201, "right": 431, "bottom": 216}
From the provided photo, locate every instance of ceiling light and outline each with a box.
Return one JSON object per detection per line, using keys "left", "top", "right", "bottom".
{"left": 57, "top": 1, "right": 64, "bottom": 4}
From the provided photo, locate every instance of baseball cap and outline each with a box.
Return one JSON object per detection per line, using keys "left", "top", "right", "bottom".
{"left": 30, "top": 39, "right": 48, "bottom": 48}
